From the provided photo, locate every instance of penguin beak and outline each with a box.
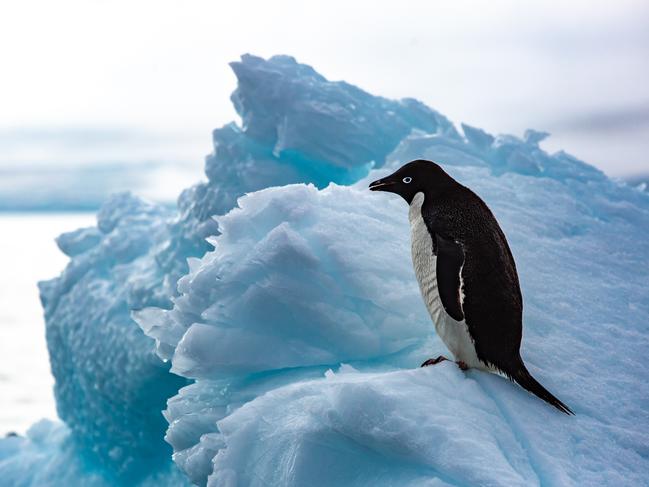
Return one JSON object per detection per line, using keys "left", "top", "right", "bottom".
{"left": 369, "top": 177, "right": 396, "bottom": 192}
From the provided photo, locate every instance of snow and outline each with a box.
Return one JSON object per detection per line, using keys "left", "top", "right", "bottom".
{"left": 138, "top": 165, "right": 649, "bottom": 486}
{"left": 2, "top": 54, "right": 648, "bottom": 486}
{"left": 137, "top": 183, "right": 427, "bottom": 374}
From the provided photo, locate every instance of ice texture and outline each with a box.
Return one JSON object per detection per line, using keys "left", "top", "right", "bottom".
{"left": 167, "top": 54, "right": 456, "bottom": 281}
{"left": 2, "top": 54, "right": 648, "bottom": 487}
{"left": 36, "top": 193, "right": 189, "bottom": 482}
{"left": 137, "top": 183, "right": 428, "bottom": 370}
{"left": 0, "top": 420, "right": 187, "bottom": 487}
{"left": 1, "top": 54, "right": 459, "bottom": 485}
{"left": 138, "top": 165, "right": 649, "bottom": 486}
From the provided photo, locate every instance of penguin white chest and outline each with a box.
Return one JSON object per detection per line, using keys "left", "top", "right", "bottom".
{"left": 408, "top": 192, "right": 485, "bottom": 370}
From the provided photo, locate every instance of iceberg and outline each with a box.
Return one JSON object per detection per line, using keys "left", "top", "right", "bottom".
{"left": 2, "top": 54, "right": 647, "bottom": 487}
{"left": 138, "top": 165, "right": 649, "bottom": 486}
{"left": 138, "top": 183, "right": 428, "bottom": 371}
{"left": 0, "top": 420, "right": 187, "bottom": 487}
{"left": 160, "top": 54, "right": 457, "bottom": 305}
{"left": 1, "top": 54, "right": 459, "bottom": 485}
{"left": 35, "top": 193, "right": 188, "bottom": 482}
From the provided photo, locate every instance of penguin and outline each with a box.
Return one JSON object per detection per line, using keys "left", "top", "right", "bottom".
{"left": 369, "top": 159, "right": 573, "bottom": 415}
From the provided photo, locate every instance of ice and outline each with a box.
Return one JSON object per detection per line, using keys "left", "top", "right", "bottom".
{"left": 1, "top": 54, "right": 457, "bottom": 485}
{"left": 137, "top": 183, "right": 429, "bottom": 373}
{"left": 138, "top": 165, "right": 648, "bottom": 486}
{"left": 206, "top": 367, "right": 548, "bottom": 486}
{"left": 164, "top": 54, "right": 457, "bottom": 285}
{"left": 0, "top": 420, "right": 188, "bottom": 487}
{"left": 388, "top": 125, "right": 606, "bottom": 182}
{"left": 222, "top": 54, "right": 458, "bottom": 186}
{"left": 37, "top": 193, "right": 189, "bottom": 481}
{"left": 2, "top": 54, "right": 648, "bottom": 486}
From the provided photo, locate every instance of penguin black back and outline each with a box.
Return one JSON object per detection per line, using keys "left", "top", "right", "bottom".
{"left": 370, "top": 160, "right": 573, "bottom": 415}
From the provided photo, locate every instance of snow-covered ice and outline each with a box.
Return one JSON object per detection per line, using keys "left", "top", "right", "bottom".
{"left": 1, "top": 54, "right": 648, "bottom": 487}
{"left": 3, "top": 54, "right": 443, "bottom": 484}
{"left": 139, "top": 165, "right": 649, "bottom": 486}
{"left": 137, "top": 183, "right": 428, "bottom": 373}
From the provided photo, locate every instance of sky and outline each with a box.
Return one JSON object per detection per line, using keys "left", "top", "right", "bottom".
{"left": 0, "top": 0, "right": 647, "bottom": 195}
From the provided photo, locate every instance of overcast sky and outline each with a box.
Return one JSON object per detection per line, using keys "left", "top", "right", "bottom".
{"left": 1, "top": 0, "right": 647, "bottom": 179}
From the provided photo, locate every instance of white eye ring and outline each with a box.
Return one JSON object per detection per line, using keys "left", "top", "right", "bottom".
{"left": 403, "top": 177, "right": 412, "bottom": 184}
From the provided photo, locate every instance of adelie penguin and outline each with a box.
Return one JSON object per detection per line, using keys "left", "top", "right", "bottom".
{"left": 370, "top": 159, "right": 573, "bottom": 415}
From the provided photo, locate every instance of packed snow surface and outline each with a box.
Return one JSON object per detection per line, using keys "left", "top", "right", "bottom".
{"left": 1, "top": 54, "right": 648, "bottom": 487}
{"left": 139, "top": 170, "right": 649, "bottom": 487}
{"left": 3, "top": 54, "right": 445, "bottom": 485}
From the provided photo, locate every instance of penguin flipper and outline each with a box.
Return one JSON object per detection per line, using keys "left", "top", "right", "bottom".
{"left": 435, "top": 234, "right": 465, "bottom": 322}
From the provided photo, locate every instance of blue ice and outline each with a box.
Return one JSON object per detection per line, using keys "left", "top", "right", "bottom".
{"left": 1, "top": 54, "right": 647, "bottom": 487}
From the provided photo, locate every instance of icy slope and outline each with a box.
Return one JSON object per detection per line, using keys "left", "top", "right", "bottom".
{"left": 1, "top": 54, "right": 459, "bottom": 485}
{"left": 1, "top": 53, "right": 647, "bottom": 486}
{"left": 138, "top": 165, "right": 649, "bottom": 485}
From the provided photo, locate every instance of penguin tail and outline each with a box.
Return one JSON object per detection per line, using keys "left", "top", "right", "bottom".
{"left": 510, "top": 361, "right": 574, "bottom": 415}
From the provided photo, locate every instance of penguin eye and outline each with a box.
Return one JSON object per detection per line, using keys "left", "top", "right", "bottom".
{"left": 402, "top": 177, "right": 412, "bottom": 184}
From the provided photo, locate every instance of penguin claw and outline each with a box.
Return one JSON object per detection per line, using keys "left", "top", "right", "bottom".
{"left": 421, "top": 356, "right": 449, "bottom": 367}
{"left": 420, "top": 356, "right": 469, "bottom": 371}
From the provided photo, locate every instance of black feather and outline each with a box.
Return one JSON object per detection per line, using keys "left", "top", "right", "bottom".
{"left": 415, "top": 160, "right": 573, "bottom": 415}
{"left": 435, "top": 234, "right": 465, "bottom": 321}
{"left": 509, "top": 359, "right": 574, "bottom": 415}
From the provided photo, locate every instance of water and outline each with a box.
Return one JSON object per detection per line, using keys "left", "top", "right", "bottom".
{"left": 0, "top": 213, "right": 94, "bottom": 435}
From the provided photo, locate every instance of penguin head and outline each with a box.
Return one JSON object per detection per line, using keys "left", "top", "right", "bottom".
{"left": 369, "top": 159, "right": 456, "bottom": 204}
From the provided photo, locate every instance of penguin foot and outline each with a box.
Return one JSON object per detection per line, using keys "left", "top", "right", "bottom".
{"left": 456, "top": 361, "right": 468, "bottom": 371}
{"left": 421, "top": 356, "right": 449, "bottom": 367}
